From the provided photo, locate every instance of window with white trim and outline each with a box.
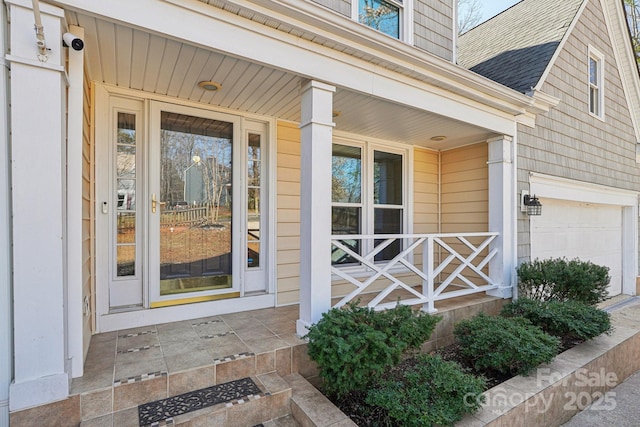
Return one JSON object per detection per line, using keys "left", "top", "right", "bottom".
{"left": 588, "top": 47, "right": 604, "bottom": 118}
{"left": 354, "top": 0, "right": 412, "bottom": 40}
{"left": 331, "top": 141, "right": 408, "bottom": 265}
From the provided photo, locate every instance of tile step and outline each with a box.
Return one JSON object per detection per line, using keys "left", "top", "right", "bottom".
{"left": 138, "top": 377, "right": 265, "bottom": 426}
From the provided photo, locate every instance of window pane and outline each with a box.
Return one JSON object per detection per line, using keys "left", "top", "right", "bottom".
{"left": 332, "top": 144, "right": 362, "bottom": 203}
{"left": 117, "top": 245, "right": 135, "bottom": 276}
{"left": 117, "top": 145, "right": 136, "bottom": 178}
{"left": 359, "top": 0, "right": 400, "bottom": 38}
{"left": 374, "top": 208, "right": 402, "bottom": 261}
{"left": 117, "top": 179, "right": 136, "bottom": 210}
{"left": 332, "top": 207, "right": 361, "bottom": 265}
{"left": 159, "top": 112, "right": 233, "bottom": 295}
{"left": 248, "top": 242, "right": 260, "bottom": 268}
{"left": 589, "top": 57, "right": 598, "bottom": 85}
{"left": 117, "top": 212, "right": 135, "bottom": 244}
{"left": 374, "top": 151, "right": 403, "bottom": 205}
{"left": 117, "top": 113, "right": 136, "bottom": 145}
{"left": 590, "top": 87, "right": 599, "bottom": 115}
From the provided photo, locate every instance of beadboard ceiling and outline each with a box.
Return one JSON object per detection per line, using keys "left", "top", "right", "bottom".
{"left": 66, "top": 11, "right": 497, "bottom": 149}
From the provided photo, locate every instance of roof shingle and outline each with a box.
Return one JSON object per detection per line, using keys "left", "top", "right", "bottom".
{"left": 457, "top": 0, "right": 584, "bottom": 93}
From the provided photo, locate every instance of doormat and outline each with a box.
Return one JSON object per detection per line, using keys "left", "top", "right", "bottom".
{"left": 138, "top": 377, "right": 262, "bottom": 426}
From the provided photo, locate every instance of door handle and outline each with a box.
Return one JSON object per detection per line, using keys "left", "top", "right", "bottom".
{"left": 152, "top": 194, "right": 157, "bottom": 213}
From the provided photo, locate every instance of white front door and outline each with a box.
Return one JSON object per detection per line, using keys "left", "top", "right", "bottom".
{"left": 97, "top": 93, "right": 269, "bottom": 311}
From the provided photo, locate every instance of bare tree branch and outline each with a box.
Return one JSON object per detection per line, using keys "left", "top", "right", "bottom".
{"left": 625, "top": 0, "right": 640, "bottom": 70}
{"left": 458, "top": 0, "right": 483, "bottom": 34}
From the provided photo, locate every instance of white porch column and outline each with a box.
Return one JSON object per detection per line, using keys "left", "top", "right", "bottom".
{"left": 296, "top": 80, "right": 335, "bottom": 337}
{"left": 0, "top": 2, "right": 12, "bottom": 425}
{"left": 487, "top": 135, "right": 515, "bottom": 299}
{"left": 7, "top": 0, "right": 70, "bottom": 410}
{"left": 66, "top": 24, "right": 85, "bottom": 379}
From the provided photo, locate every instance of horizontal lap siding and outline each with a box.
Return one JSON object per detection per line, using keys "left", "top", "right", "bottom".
{"left": 276, "top": 121, "right": 301, "bottom": 305}
{"left": 332, "top": 149, "right": 439, "bottom": 300}
{"left": 82, "top": 75, "right": 94, "bottom": 358}
{"left": 275, "top": 129, "right": 442, "bottom": 304}
{"left": 439, "top": 144, "right": 488, "bottom": 286}
{"left": 516, "top": 0, "right": 640, "bottom": 263}
{"left": 413, "top": 148, "right": 439, "bottom": 233}
{"left": 440, "top": 144, "right": 488, "bottom": 233}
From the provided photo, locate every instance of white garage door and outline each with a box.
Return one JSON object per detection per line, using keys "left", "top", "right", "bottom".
{"left": 530, "top": 199, "right": 622, "bottom": 296}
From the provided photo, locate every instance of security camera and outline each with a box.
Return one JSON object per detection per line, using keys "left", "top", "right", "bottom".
{"left": 62, "top": 32, "right": 84, "bottom": 51}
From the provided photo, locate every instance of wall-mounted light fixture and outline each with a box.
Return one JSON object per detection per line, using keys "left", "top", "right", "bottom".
{"left": 521, "top": 191, "right": 542, "bottom": 216}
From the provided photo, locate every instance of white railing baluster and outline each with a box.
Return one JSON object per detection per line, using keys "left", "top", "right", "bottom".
{"left": 424, "top": 236, "right": 435, "bottom": 313}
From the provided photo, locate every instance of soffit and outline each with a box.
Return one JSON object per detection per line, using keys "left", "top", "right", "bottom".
{"left": 65, "top": 11, "right": 499, "bottom": 149}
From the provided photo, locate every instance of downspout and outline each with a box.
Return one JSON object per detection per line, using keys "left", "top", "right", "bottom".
{"left": 511, "top": 121, "right": 518, "bottom": 300}
{"left": 31, "top": 0, "right": 47, "bottom": 61}
{"left": 0, "top": 1, "right": 13, "bottom": 426}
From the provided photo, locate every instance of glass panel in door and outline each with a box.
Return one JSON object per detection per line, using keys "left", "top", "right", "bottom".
{"left": 116, "top": 112, "right": 138, "bottom": 277}
{"left": 158, "top": 112, "right": 233, "bottom": 296}
{"left": 247, "top": 133, "right": 261, "bottom": 269}
{"left": 109, "top": 107, "right": 143, "bottom": 309}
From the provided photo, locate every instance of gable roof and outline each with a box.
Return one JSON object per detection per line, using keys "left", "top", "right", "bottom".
{"left": 457, "top": 0, "right": 584, "bottom": 94}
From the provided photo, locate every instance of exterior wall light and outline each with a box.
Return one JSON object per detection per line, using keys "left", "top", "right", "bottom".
{"left": 521, "top": 191, "right": 542, "bottom": 216}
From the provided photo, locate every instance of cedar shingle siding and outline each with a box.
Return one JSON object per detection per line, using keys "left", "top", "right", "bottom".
{"left": 459, "top": 0, "right": 640, "bottom": 265}
{"left": 312, "top": 0, "right": 455, "bottom": 60}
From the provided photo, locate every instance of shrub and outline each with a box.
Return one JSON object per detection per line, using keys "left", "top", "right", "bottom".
{"left": 501, "top": 298, "right": 611, "bottom": 343}
{"left": 454, "top": 313, "right": 560, "bottom": 376}
{"left": 517, "top": 258, "right": 610, "bottom": 305}
{"left": 365, "top": 354, "right": 486, "bottom": 427}
{"left": 305, "top": 302, "right": 440, "bottom": 397}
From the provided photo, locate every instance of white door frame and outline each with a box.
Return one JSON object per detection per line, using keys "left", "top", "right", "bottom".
{"left": 147, "top": 101, "right": 243, "bottom": 307}
{"left": 529, "top": 172, "right": 638, "bottom": 296}
{"left": 94, "top": 84, "right": 276, "bottom": 332}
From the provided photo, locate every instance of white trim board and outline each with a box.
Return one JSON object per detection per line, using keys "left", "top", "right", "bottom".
{"left": 529, "top": 172, "right": 638, "bottom": 207}
{"left": 98, "top": 293, "right": 275, "bottom": 332}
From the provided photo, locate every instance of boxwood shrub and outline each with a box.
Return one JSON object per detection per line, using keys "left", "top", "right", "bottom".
{"left": 516, "top": 258, "right": 609, "bottom": 305}
{"left": 305, "top": 302, "right": 440, "bottom": 397}
{"left": 365, "top": 354, "right": 486, "bottom": 427}
{"left": 454, "top": 313, "right": 560, "bottom": 376}
{"left": 501, "top": 298, "right": 611, "bottom": 343}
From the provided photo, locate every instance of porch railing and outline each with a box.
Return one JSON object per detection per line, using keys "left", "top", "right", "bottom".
{"left": 160, "top": 205, "right": 210, "bottom": 227}
{"left": 330, "top": 232, "right": 500, "bottom": 312}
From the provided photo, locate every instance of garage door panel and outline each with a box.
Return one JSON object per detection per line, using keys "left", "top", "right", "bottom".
{"left": 531, "top": 199, "right": 622, "bottom": 296}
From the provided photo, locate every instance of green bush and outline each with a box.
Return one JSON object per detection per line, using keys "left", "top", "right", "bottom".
{"left": 305, "top": 302, "right": 440, "bottom": 397}
{"left": 501, "top": 298, "right": 611, "bottom": 342}
{"left": 517, "top": 258, "right": 610, "bottom": 305}
{"left": 365, "top": 354, "right": 486, "bottom": 427}
{"left": 454, "top": 313, "right": 560, "bottom": 376}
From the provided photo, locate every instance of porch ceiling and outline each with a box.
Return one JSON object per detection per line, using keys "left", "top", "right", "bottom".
{"left": 66, "top": 12, "right": 498, "bottom": 149}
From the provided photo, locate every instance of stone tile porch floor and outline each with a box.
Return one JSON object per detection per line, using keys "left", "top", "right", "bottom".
{"left": 72, "top": 303, "right": 306, "bottom": 424}
{"left": 72, "top": 293, "right": 502, "bottom": 425}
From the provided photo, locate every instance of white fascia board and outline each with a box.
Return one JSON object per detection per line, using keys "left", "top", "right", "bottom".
{"left": 530, "top": 172, "right": 639, "bottom": 206}
{"left": 55, "top": 0, "right": 537, "bottom": 135}
{"left": 601, "top": 0, "right": 640, "bottom": 143}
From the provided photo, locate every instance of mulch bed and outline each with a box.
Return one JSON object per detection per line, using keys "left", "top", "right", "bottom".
{"left": 325, "top": 338, "right": 584, "bottom": 426}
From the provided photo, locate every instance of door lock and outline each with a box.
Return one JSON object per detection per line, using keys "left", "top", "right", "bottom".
{"left": 152, "top": 194, "right": 157, "bottom": 213}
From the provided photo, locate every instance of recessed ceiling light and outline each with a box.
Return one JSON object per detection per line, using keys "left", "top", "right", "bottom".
{"left": 430, "top": 135, "right": 446, "bottom": 141}
{"left": 198, "top": 81, "right": 222, "bottom": 91}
